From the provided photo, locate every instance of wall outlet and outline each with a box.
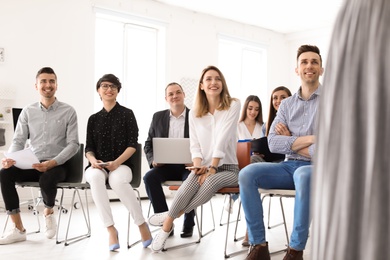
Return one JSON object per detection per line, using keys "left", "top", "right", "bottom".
{"left": 0, "top": 48, "right": 4, "bottom": 62}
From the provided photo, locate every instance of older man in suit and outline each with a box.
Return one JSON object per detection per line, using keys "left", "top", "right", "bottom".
{"left": 143, "top": 82, "right": 195, "bottom": 238}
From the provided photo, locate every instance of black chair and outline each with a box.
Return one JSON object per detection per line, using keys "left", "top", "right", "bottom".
{"left": 58, "top": 143, "right": 143, "bottom": 247}
{"left": 55, "top": 143, "right": 91, "bottom": 245}
{"left": 2, "top": 143, "right": 91, "bottom": 245}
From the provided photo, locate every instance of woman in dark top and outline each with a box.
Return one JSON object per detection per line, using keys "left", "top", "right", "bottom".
{"left": 84, "top": 74, "right": 152, "bottom": 251}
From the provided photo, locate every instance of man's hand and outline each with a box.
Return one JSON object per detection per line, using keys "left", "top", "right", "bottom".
{"left": 275, "top": 122, "right": 291, "bottom": 136}
{"left": 32, "top": 160, "right": 57, "bottom": 172}
{"left": 1, "top": 158, "right": 15, "bottom": 169}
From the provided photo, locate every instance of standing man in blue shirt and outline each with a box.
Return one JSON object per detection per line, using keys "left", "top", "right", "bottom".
{"left": 143, "top": 82, "right": 195, "bottom": 238}
{"left": 240, "top": 45, "right": 323, "bottom": 260}
{"left": 0, "top": 67, "right": 79, "bottom": 244}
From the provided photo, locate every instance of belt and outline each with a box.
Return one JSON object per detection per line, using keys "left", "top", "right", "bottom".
{"left": 286, "top": 158, "right": 311, "bottom": 162}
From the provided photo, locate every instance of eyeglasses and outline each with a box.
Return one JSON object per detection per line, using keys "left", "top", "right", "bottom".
{"left": 100, "top": 84, "right": 118, "bottom": 91}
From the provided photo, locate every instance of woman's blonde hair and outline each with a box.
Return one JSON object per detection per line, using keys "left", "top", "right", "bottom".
{"left": 193, "top": 65, "right": 236, "bottom": 117}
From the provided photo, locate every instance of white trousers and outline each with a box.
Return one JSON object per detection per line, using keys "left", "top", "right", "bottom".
{"left": 84, "top": 165, "right": 145, "bottom": 227}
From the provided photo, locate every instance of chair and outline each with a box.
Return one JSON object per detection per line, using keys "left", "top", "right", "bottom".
{"left": 216, "top": 141, "right": 250, "bottom": 258}
{"left": 3, "top": 143, "right": 91, "bottom": 246}
{"left": 55, "top": 143, "right": 91, "bottom": 245}
{"left": 62, "top": 143, "right": 143, "bottom": 247}
{"left": 258, "top": 188, "right": 296, "bottom": 254}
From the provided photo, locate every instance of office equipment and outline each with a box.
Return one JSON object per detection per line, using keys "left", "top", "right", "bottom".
{"left": 153, "top": 138, "right": 192, "bottom": 164}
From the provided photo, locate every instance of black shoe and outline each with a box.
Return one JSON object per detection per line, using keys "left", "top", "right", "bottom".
{"left": 180, "top": 226, "right": 193, "bottom": 238}
{"left": 169, "top": 229, "right": 174, "bottom": 237}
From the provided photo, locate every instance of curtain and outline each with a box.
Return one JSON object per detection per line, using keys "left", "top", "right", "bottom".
{"left": 311, "top": 0, "right": 390, "bottom": 259}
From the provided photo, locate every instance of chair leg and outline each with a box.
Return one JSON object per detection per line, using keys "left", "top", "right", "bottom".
{"left": 219, "top": 195, "right": 228, "bottom": 225}
{"left": 279, "top": 197, "right": 290, "bottom": 246}
{"left": 56, "top": 187, "right": 91, "bottom": 246}
{"left": 220, "top": 194, "right": 241, "bottom": 227}
{"left": 127, "top": 188, "right": 143, "bottom": 248}
{"left": 233, "top": 200, "right": 244, "bottom": 242}
{"left": 222, "top": 193, "right": 248, "bottom": 258}
{"left": 200, "top": 200, "right": 215, "bottom": 237}
{"left": 260, "top": 193, "right": 290, "bottom": 255}
{"left": 267, "top": 195, "right": 272, "bottom": 228}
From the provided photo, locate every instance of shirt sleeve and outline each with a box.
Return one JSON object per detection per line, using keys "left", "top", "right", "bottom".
{"left": 268, "top": 100, "right": 297, "bottom": 154}
{"left": 52, "top": 107, "right": 79, "bottom": 165}
{"left": 212, "top": 99, "right": 241, "bottom": 159}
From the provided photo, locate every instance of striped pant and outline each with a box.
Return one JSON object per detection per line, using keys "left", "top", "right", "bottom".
{"left": 168, "top": 164, "right": 239, "bottom": 218}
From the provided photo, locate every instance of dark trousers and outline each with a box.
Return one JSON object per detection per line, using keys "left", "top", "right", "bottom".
{"left": 143, "top": 164, "right": 195, "bottom": 228}
{"left": 0, "top": 165, "right": 67, "bottom": 213}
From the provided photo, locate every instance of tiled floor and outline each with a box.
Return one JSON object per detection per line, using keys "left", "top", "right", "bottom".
{"left": 0, "top": 192, "right": 311, "bottom": 260}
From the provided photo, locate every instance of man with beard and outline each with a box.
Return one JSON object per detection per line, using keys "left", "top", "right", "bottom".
{"left": 0, "top": 67, "right": 79, "bottom": 244}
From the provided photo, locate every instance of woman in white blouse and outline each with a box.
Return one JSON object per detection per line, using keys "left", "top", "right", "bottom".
{"left": 237, "top": 95, "right": 265, "bottom": 163}
{"left": 148, "top": 65, "right": 241, "bottom": 252}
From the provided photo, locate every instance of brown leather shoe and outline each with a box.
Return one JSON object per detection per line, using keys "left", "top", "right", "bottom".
{"left": 245, "top": 243, "right": 270, "bottom": 260}
{"left": 283, "top": 247, "right": 303, "bottom": 260}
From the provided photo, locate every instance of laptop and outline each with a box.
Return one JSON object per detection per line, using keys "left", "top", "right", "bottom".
{"left": 153, "top": 138, "right": 192, "bottom": 164}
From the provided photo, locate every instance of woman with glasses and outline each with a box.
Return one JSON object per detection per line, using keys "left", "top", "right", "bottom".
{"left": 84, "top": 74, "right": 152, "bottom": 251}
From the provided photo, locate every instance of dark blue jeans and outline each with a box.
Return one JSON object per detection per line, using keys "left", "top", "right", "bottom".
{"left": 0, "top": 165, "right": 66, "bottom": 214}
{"left": 143, "top": 164, "right": 195, "bottom": 228}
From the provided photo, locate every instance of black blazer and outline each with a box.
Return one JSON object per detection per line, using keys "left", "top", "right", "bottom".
{"left": 144, "top": 107, "right": 190, "bottom": 168}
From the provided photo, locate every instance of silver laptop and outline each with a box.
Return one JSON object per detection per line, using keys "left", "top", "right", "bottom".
{"left": 153, "top": 138, "right": 192, "bottom": 164}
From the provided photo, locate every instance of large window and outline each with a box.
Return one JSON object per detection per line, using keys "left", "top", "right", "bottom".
{"left": 95, "top": 9, "right": 166, "bottom": 144}
{"left": 218, "top": 35, "right": 268, "bottom": 118}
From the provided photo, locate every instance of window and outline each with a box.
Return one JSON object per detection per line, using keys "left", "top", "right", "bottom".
{"left": 95, "top": 8, "right": 166, "bottom": 144}
{"left": 218, "top": 35, "right": 268, "bottom": 118}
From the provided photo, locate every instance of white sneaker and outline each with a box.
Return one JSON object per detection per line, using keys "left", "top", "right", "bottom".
{"left": 44, "top": 213, "right": 57, "bottom": 239}
{"left": 0, "top": 225, "right": 26, "bottom": 245}
{"left": 151, "top": 224, "right": 174, "bottom": 252}
{"left": 148, "top": 211, "right": 168, "bottom": 226}
{"left": 224, "top": 196, "right": 235, "bottom": 214}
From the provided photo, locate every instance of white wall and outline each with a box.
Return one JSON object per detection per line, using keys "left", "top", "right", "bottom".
{"left": 0, "top": 0, "right": 334, "bottom": 203}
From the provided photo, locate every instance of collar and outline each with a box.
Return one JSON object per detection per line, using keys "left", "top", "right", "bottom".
{"left": 39, "top": 98, "right": 59, "bottom": 111}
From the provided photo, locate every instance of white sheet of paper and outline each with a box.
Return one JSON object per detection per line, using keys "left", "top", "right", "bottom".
{"left": 4, "top": 148, "right": 40, "bottom": 169}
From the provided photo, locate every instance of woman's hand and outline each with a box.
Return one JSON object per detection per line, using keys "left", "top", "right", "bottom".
{"left": 196, "top": 166, "right": 216, "bottom": 185}
{"left": 105, "top": 161, "right": 119, "bottom": 172}
{"left": 192, "top": 166, "right": 208, "bottom": 175}
{"left": 91, "top": 160, "right": 106, "bottom": 170}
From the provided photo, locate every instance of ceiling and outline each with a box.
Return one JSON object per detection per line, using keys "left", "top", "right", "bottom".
{"left": 155, "top": 0, "right": 345, "bottom": 34}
